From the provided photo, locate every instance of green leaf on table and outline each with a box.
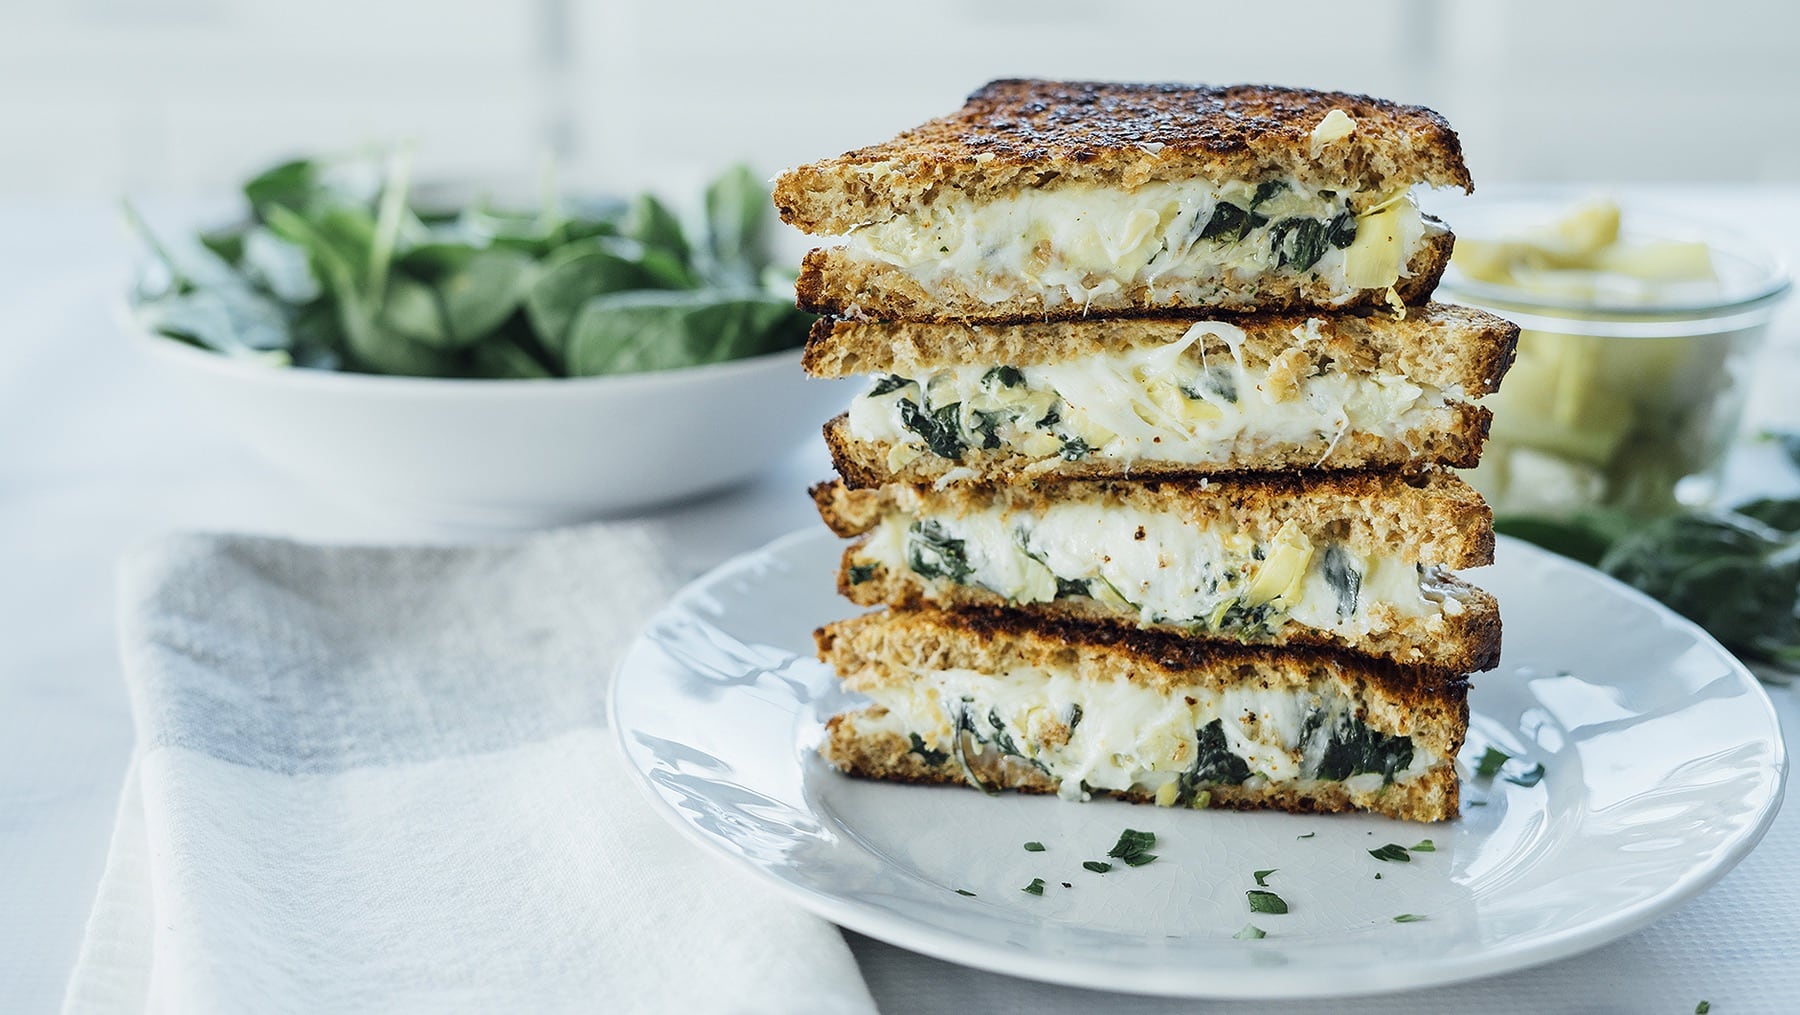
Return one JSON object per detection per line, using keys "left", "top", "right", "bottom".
{"left": 1393, "top": 913, "right": 1428, "bottom": 923}
{"left": 1233, "top": 924, "right": 1267, "bottom": 940}
{"left": 1504, "top": 763, "right": 1546, "bottom": 788}
{"left": 1369, "top": 843, "right": 1412, "bottom": 863}
{"left": 1246, "top": 890, "right": 1288, "bottom": 914}
{"left": 1474, "top": 746, "right": 1511, "bottom": 779}
{"left": 1023, "top": 841, "right": 1046, "bottom": 852}
{"left": 1106, "top": 828, "right": 1158, "bottom": 867}
{"left": 1599, "top": 512, "right": 1800, "bottom": 664}
{"left": 1021, "top": 878, "right": 1046, "bottom": 896}
{"left": 1252, "top": 869, "right": 1277, "bottom": 887}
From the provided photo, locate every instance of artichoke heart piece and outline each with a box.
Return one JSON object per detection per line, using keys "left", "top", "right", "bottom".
{"left": 1244, "top": 520, "right": 1314, "bottom": 606}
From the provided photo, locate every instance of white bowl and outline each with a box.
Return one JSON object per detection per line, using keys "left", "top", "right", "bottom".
{"left": 133, "top": 328, "right": 853, "bottom": 528}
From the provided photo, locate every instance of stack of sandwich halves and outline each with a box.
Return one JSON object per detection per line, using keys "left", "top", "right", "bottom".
{"left": 774, "top": 81, "right": 1517, "bottom": 822}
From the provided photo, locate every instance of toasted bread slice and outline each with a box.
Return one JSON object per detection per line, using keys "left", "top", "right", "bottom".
{"left": 804, "top": 303, "right": 1516, "bottom": 393}
{"left": 817, "top": 607, "right": 1468, "bottom": 822}
{"left": 809, "top": 303, "right": 1518, "bottom": 483}
{"left": 795, "top": 227, "right": 1453, "bottom": 323}
{"left": 813, "top": 472, "right": 1500, "bottom": 673}
{"left": 776, "top": 80, "right": 1472, "bottom": 236}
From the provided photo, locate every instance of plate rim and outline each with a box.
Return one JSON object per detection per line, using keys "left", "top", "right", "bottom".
{"left": 610, "top": 529, "right": 1789, "bottom": 999}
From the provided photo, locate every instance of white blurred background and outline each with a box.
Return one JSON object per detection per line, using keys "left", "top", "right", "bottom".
{"left": 5, "top": 0, "right": 1798, "bottom": 200}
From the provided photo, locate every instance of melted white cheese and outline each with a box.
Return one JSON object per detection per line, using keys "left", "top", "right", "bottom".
{"left": 855, "top": 665, "right": 1438, "bottom": 801}
{"left": 840, "top": 178, "right": 1428, "bottom": 309}
{"left": 846, "top": 320, "right": 1460, "bottom": 469}
{"left": 858, "top": 498, "right": 1458, "bottom": 639}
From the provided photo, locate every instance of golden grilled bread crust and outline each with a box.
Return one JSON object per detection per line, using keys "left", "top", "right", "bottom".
{"left": 775, "top": 80, "right": 1473, "bottom": 235}
{"left": 803, "top": 302, "right": 1519, "bottom": 396}
{"left": 810, "top": 470, "right": 1495, "bottom": 569}
{"left": 823, "top": 406, "right": 1492, "bottom": 484}
{"left": 795, "top": 227, "right": 1452, "bottom": 323}
{"left": 815, "top": 607, "right": 1467, "bottom": 821}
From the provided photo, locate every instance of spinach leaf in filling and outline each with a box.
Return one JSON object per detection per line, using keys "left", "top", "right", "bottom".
{"left": 897, "top": 397, "right": 967, "bottom": 460}
{"left": 1321, "top": 544, "right": 1362, "bottom": 619}
{"left": 1176, "top": 718, "right": 1251, "bottom": 803}
{"left": 1309, "top": 709, "right": 1415, "bottom": 783}
{"left": 906, "top": 520, "right": 974, "bottom": 582}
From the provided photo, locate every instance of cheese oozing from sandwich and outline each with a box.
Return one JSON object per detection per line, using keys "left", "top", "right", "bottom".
{"left": 849, "top": 493, "right": 1470, "bottom": 641}
{"left": 840, "top": 178, "right": 1430, "bottom": 309}
{"left": 850, "top": 662, "right": 1438, "bottom": 803}
{"left": 846, "top": 319, "right": 1463, "bottom": 472}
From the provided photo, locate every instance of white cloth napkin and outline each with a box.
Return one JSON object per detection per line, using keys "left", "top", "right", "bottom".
{"left": 62, "top": 526, "right": 877, "bottom": 1015}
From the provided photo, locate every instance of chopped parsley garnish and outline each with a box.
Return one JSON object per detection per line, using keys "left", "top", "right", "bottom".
{"left": 1410, "top": 839, "right": 1436, "bottom": 852}
{"left": 1082, "top": 861, "right": 1113, "bottom": 874}
{"left": 1058, "top": 434, "right": 1091, "bottom": 461}
{"left": 1696, "top": 1003, "right": 1711, "bottom": 1014}
{"left": 1296, "top": 832, "right": 1316, "bottom": 840}
{"left": 1392, "top": 913, "right": 1428, "bottom": 923}
{"left": 1021, "top": 878, "right": 1046, "bottom": 896}
{"left": 1369, "top": 843, "right": 1413, "bottom": 863}
{"left": 954, "top": 889, "right": 976, "bottom": 897}
{"left": 1023, "top": 841, "right": 1046, "bottom": 853}
{"left": 1474, "top": 746, "right": 1511, "bottom": 778}
{"left": 845, "top": 563, "right": 877, "bottom": 585}
{"left": 1107, "top": 828, "right": 1158, "bottom": 867}
{"left": 1246, "top": 890, "right": 1288, "bottom": 914}
{"left": 1505, "top": 763, "right": 1547, "bottom": 788}
{"left": 1233, "top": 923, "right": 1268, "bottom": 940}
{"left": 1252, "top": 869, "right": 1278, "bottom": 887}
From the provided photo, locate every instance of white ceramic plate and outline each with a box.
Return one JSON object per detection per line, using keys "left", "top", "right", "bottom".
{"left": 612, "top": 530, "right": 1787, "bottom": 999}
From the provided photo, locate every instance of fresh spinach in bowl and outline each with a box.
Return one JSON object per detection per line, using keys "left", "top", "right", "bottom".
{"left": 126, "top": 155, "right": 814, "bottom": 378}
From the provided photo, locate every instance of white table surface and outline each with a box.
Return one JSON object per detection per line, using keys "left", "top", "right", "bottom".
{"left": 4, "top": 187, "right": 1799, "bottom": 1013}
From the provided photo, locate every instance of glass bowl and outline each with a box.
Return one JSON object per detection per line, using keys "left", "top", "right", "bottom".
{"left": 1437, "top": 198, "right": 1792, "bottom": 518}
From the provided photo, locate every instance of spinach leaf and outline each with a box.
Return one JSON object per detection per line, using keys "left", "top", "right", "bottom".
{"left": 898, "top": 398, "right": 967, "bottom": 460}
{"left": 243, "top": 158, "right": 321, "bottom": 216}
{"left": 1272, "top": 217, "right": 1330, "bottom": 271}
{"left": 565, "top": 290, "right": 807, "bottom": 376}
{"left": 1324, "top": 210, "right": 1357, "bottom": 249}
{"left": 1599, "top": 513, "right": 1800, "bottom": 659}
{"left": 525, "top": 238, "right": 670, "bottom": 353}
{"left": 1320, "top": 544, "right": 1361, "bottom": 619}
{"left": 702, "top": 163, "right": 770, "bottom": 287}
{"left": 1251, "top": 180, "right": 1287, "bottom": 207}
{"left": 436, "top": 248, "right": 535, "bottom": 346}
{"left": 907, "top": 733, "right": 949, "bottom": 766}
{"left": 1185, "top": 718, "right": 1251, "bottom": 788}
{"left": 869, "top": 375, "right": 913, "bottom": 397}
{"left": 1312, "top": 713, "right": 1414, "bottom": 783}
{"left": 983, "top": 365, "right": 1025, "bottom": 388}
{"left": 1199, "top": 202, "right": 1265, "bottom": 243}
{"left": 906, "top": 520, "right": 973, "bottom": 582}
{"left": 625, "top": 193, "right": 691, "bottom": 267}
